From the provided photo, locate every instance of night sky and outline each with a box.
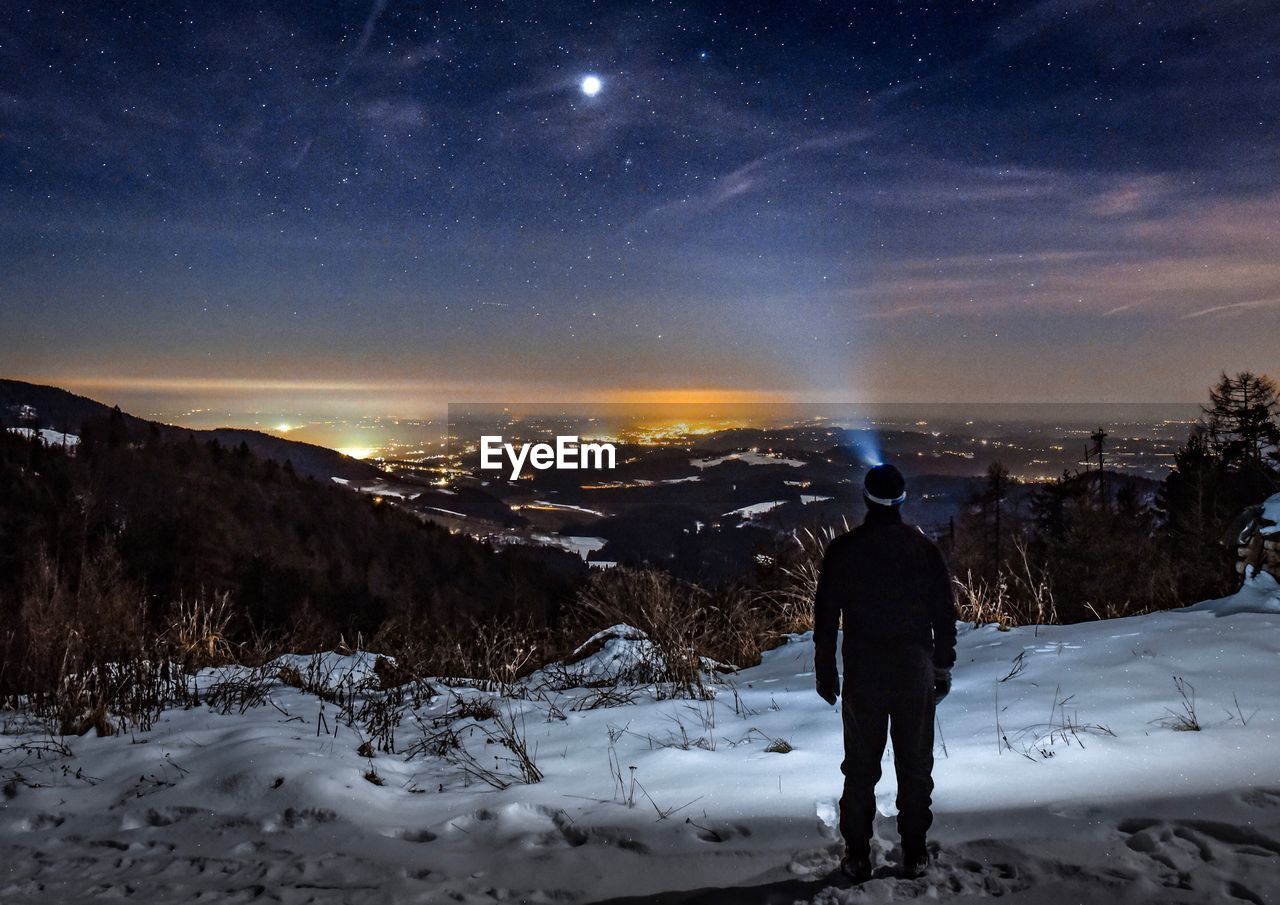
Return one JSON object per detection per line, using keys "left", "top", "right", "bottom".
{"left": 3, "top": 1, "right": 1279, "bottom": 414}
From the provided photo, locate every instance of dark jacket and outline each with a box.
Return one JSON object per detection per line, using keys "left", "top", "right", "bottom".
{"left": 813, "top": 506, "right": 957, "bottom": 688}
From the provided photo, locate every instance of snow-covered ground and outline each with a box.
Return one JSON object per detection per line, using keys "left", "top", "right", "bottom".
{"left": 1260, "top": 491, "right": 1279, "bottom": 535}
{"left": 692, "top": 451, "right": 805, "bottom": 469}
{"left": 529, "top": 532, "right": 608, "bottom": 560}
{"left": 724, "top": 500, "right": 788, "bottom": 518}
{"left": 3, "top": 575, "right": 1279, "bottom": 904}
{"left": 725, "top": 497, "right": 834, "bottom": 520}
{"left": 6, "top": 427, "right": 79, "bottom": 448}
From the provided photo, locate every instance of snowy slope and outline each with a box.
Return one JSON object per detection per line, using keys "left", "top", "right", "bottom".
{"left": 6, "top": 427, "right": 79, "bottom": 448}
{"left": 1261, "top": 492, "right": 1280, "bottom": 535}
{"left": 2, "top": 575, "right": 1279, "bottom": 904}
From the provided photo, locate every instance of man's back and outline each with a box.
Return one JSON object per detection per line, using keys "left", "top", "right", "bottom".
{"left": 813, "top": 506, "right": 957, "bottom": 684}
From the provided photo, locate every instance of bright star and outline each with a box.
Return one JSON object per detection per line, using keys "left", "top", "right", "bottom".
{"left": 580, "top": 75, "right": 602, "bottom": 97}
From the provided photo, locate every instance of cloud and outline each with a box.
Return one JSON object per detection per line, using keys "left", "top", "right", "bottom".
{"left": 1090, "top": 176, "right": 1174, "bottom": 218}
{"left": 333, "top": 0, "right": 389, "bottom": 86}
{"left": 1182, "top": 298, "right": 1280, "bottom": 319}
{"left": 639, "top": 130, "right": 871, "bottom": 224}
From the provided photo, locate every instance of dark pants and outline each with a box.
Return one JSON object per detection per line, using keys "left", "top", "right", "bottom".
{"left": 838, "top": 646, "right": 935, "bottom": 860}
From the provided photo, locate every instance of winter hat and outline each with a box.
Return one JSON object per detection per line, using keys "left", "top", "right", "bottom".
{"left": 864, "top": 463, "right": 906, "bottom": 506}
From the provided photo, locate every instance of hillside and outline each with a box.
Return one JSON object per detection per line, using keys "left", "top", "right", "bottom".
{"left": 0, "top": 422, "right": 582, "bottom": 658}
{"left": 0, "top": 379, "right": 381, "bottom": 482}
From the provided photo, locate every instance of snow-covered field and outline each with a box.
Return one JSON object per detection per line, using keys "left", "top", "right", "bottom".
{"left": 6, "top": 427, "right": 79, "bottom": 448}
{"left": 529, "top": 532, "right": 608, "bottom": 560}
{"left": 3, "top": 574, "right": 1279, "bottom": 904}
{"left": 692, "top": 451, "right": 805, "bottom": 469}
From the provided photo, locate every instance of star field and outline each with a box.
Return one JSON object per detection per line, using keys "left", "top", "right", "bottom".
{"left": 2, "top": 1, "right": 1278, "bottom": 409}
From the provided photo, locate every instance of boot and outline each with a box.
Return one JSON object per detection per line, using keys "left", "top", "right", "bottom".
{"left": 900, "top": 842, "right": 930, "bottom": 879}
{"left": 840, "top": 853, "right": 872, "bottom": 884}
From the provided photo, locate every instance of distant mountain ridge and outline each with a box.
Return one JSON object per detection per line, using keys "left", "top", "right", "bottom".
{"left": 0, "top": 379, "right": 381, "bottom": 482}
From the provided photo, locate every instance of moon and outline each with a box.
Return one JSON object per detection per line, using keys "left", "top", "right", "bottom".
{"left": 580, "top": 75, "right": 602, "bottom": 97}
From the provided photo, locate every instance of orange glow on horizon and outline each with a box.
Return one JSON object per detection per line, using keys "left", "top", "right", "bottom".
{"left": 36, "top": 374, "right": 794, "bottom": 408}
{"left": 603, "top": 388, "right": 791, "bottom": 405}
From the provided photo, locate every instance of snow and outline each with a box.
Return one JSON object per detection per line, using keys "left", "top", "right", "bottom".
{"left": 7, "top": 427, "right": 79, "bottom": 448}
{"left": 1260, "top": 492, "right": 1280, "bottom": 536}
{"left": 268, "top": 650, "right": 384, "bottom": 689}
{"left": 692, "top": 451, "right": 805, "bottom": 469}
{"left": 425, "top": 506, "right": 469, "bottom": 518}
{"left": 3, "top": 591, "right": 1279, "bottom": 903}
{"left": 1183, "top": 567, "right": 1280, "bottom": 616}
{"left": 724, "top": 500, "right": 787, "bottom": 518}
{"left": 355, "top": 482, "right": 422, "bottom": 500}
{"left": 556, "top": 624, "right": 665, "bottom": 685}
{"left": 521, "top": 500, "right": 607, "bottom": 517}
{"left": 633, "top": 476, "right": 703, "bottom": 486}
{"left": 529, "top": 533, "right": 608, "bottom": 560}
{"left": 723, "top": 494, "right": 831, "bottom": 517}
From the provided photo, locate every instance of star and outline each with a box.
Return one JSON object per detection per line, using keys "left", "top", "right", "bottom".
{"left": 580, "top": 75, "right": 602, "bottom": 97}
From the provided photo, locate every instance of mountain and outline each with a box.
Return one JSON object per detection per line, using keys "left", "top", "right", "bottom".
{"left": 0, "top": 406, "right": 583, "bottom": 648}
{"left": 0, "top": 379, "right": 380, "bottom": 482}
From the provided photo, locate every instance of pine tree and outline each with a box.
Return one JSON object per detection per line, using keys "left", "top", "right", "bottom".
{"left": 1158, "top": 427, "right": 1235, "bottom": 601}
{"left": 966, "top": 460, "right": 1011, "bottom": 578}
{"left": 1202, "top": 372, "right": 1280, "bottom": 470}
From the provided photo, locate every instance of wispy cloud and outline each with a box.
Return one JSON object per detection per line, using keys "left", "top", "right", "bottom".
{"left": 1090, "top": 175, "right": 1175, "bottom": 218}
{"left": 1182, "top": 297, "right": 1280, "bottom": 319}
{"left": 640, "top": 130, "right": 871, "bottom": 224}
{"left": 333, "top": 0, "right": 389, "bottom": 86}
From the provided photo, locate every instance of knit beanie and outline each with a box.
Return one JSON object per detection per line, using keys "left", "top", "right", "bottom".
{"left": 864, "top": 463, "right": 906, "bottom": 506}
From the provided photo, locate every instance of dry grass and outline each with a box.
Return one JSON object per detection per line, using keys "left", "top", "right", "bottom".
{"left": 954, "top": 539, "right": 1059, "bottom": 629}
{"left": 386, "top": 615, "right": 546, "bottom": 694}
{"left": 5, "top": 547, "right": 187, "bottom": 735}
{"left": 764, "top": 521, "right": 850, "bottom": 635}
{"left": 166, "top": 592, "right": 236, "bottom": 670}
{"left": 572, "top": 568, "right": 714, "bottom": 698}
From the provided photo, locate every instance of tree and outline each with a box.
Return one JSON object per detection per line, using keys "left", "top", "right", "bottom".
{"left": 1088, "top": 427, "right": 1109, "bottom": 508}
{"left": 1202, "top": 372, "right": 1280, "bottom": 471}
{"left": 962, "top": 461, "right": 1012, "bottom": 580}
{"left": 107, "top": 404, "right": 129, "bottom": 449}
{"left": 1029, "top": 470, "right": 1083, "bottom": 541}
{"left": 1157, "top": 427, "right": 1235, "bottom": 602}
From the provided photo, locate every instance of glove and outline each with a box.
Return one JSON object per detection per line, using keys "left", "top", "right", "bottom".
{"left": 933, "top": 667, "right": 952, "bottom": 703}
{"left": 816, "top": 676, "right": 839, "bottom": 706}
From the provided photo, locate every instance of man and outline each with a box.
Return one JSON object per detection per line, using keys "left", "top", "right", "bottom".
{"left": 813, "top": 463, "right": 957, "bottom": 882}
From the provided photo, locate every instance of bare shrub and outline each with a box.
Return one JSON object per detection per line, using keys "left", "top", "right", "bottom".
{"left": 8, "top": 547, "right": 184, "bottom": 734}
{"left": 570, "top": 687, "right": 638, "bottom": 711}
{"left": 701, "top": 584, "right": 771, "bottom": 669}
{"left": 404, "top": 702, "right": 541, "bottom": 789}
{"left": 394, "top": 615, "right": 544, "bottom": 693}
{"left": 349, "top": 690, "right": 404, "bottom": 753}
{"left": 491, "top": 705, "right": 542, "bottom": 784}
{"left": 202, "top": 665, "right": 274, "bottom": 715}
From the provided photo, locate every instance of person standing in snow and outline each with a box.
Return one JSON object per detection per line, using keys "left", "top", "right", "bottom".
{"left": 813, "top": 463, "right": 958, "bottom": 882}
